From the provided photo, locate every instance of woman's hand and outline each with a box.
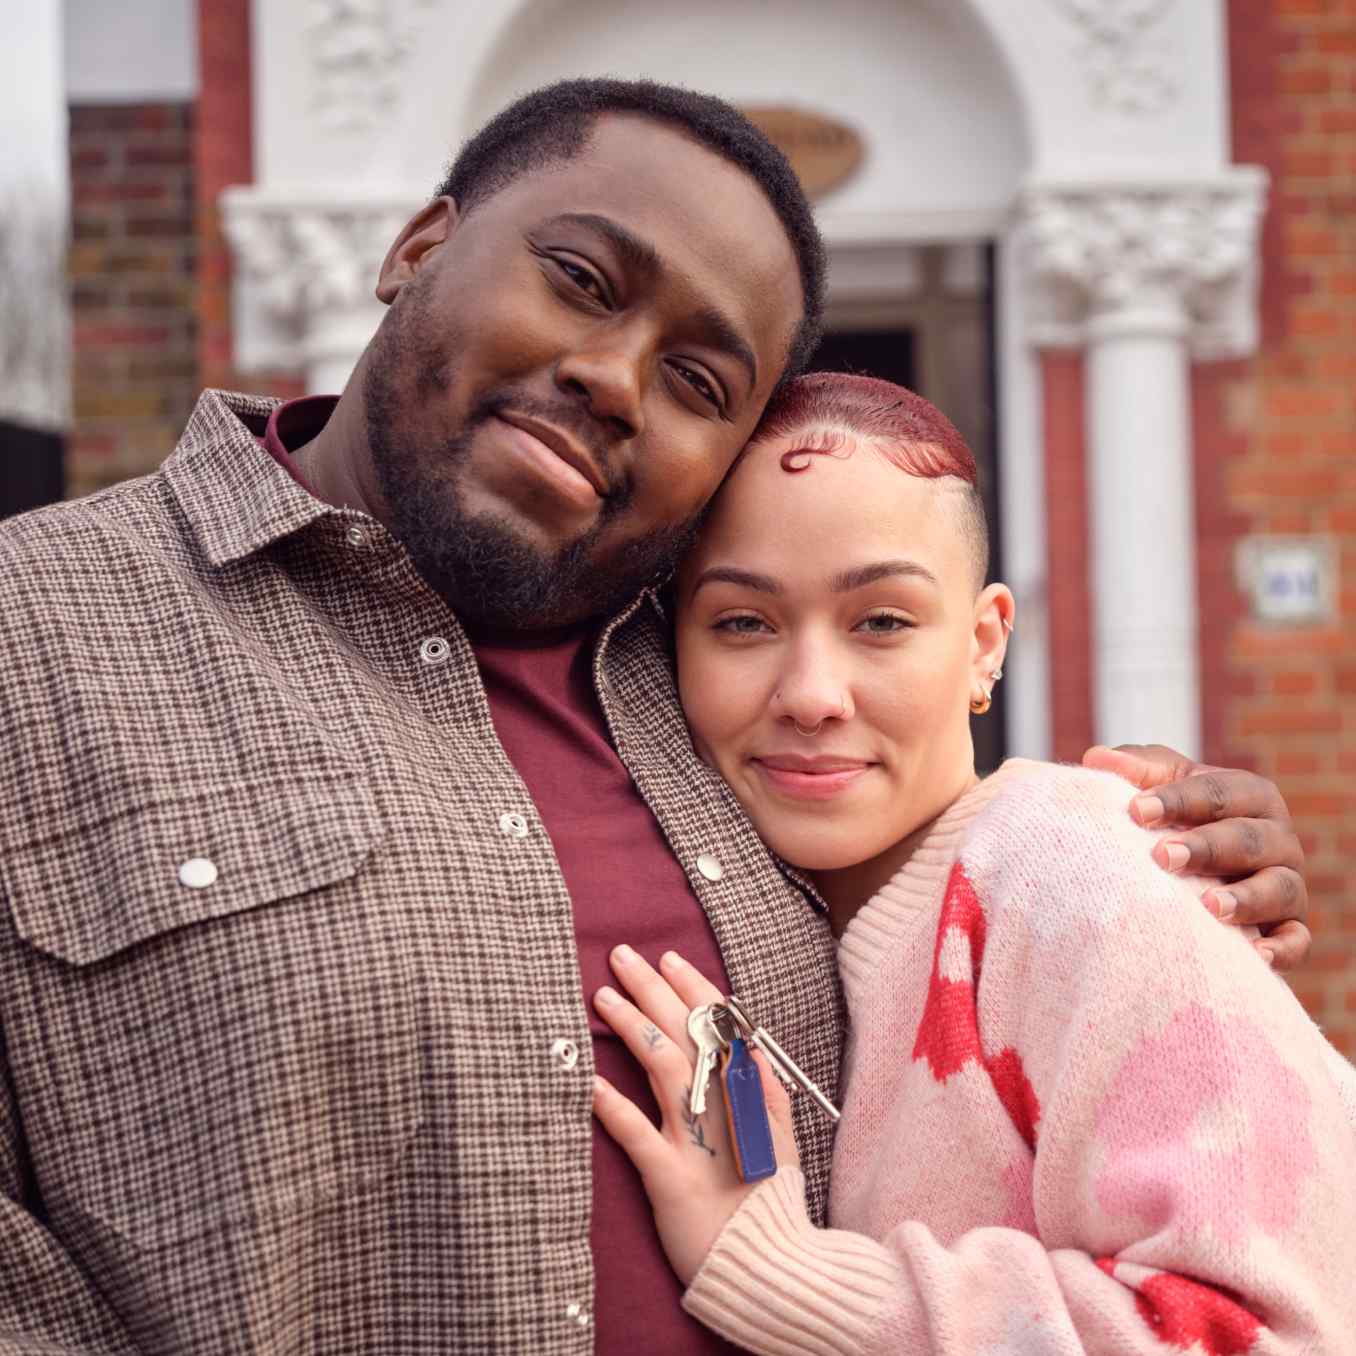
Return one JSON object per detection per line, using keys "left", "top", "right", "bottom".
{"left": 591, "top": 946, "right": 798, "bottom": 1287}
{"left": 1083, "top": 743, "right": 1310, "bottom": 970}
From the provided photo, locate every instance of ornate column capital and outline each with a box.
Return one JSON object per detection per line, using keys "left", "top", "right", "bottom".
{"left": 1016, "top": 170, "right": 1267, "bottom": 357}
{"left": 221, "top": 188, "right": 419, "bottom": 385}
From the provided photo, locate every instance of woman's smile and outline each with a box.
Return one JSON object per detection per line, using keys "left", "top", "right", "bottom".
{"left": 749, "top": 754, "right": 874, "bottom": 801}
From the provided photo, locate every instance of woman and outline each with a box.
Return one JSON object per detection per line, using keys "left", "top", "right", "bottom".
{"left": 590, "top": 374, "right": 1356, "bottom": 1353}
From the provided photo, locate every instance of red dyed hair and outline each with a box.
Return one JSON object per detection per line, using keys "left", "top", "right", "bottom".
{"left": 752, "top": 372, "right": 977, "bottom": 484}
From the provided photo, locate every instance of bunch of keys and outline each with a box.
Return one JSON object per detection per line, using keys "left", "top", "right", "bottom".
{"left": 687, "top": 994, "right": 840, "bottom": 1184}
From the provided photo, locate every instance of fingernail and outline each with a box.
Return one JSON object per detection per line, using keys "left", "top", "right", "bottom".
{"left": 659, "top": 950, "right": 685, "bottom": 971}
{"left": 1258, "top": 945, "right": 1276, "bottom": 968}
{"left": 1161, "top": 841, "right": 1190, "bottom": 873}
{"left": 612, "top": 944, "right": 637, "bottom": 966}
{"left": 1212, "top": 890, "right": 1237, "bottom": 923}
{"left": 593, "top": 1075, "right": 610, "bottom": 1095}
{"left": 595, "top": 985, "right": 621, "bottom": 1007}
{"left": 1134, "top": 795, "right": 1165, "bottom": 826}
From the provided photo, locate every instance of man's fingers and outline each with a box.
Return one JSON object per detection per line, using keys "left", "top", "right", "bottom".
{"left": 1083, "top": 743, "right": 1197, "bottom": 791}
{"left": 1251, "top": 919, "right": 1312, "bottom": 973}
{"left": 1202, "top": 863, "right": 1308, "bottom": 928}
{"left": 1156, "top": 819, "right": 1303, "bottom": 879}
{"left": 1129, "top": 768, "right": 1288, "bottom": 829}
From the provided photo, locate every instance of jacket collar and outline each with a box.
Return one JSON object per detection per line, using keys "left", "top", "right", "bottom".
{"left": 163, "top": 389, "right": 334, "bottom": 568}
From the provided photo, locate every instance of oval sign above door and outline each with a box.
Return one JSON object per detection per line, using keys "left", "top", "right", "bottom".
{"left": 738, "top": 106, "right": 865, "bottom": 202}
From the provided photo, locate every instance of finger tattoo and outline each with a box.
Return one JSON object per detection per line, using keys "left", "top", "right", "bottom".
{"left": 641, "top": 1022, "right": 665, "bottom": 1051}
{"left": 680, "top": 1088, "right": 717, "bottom": 1157}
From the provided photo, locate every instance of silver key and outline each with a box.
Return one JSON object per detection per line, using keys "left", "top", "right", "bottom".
{"left": 725, "top": 994, "right": 840, "bottom": 1123}
{"left": 687, "top": 1005, "right": 727, "bottom": 1118}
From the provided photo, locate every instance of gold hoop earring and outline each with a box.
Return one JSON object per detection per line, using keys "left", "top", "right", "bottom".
{"left": 970, "top": 690, "right": 992, "bottom": 716}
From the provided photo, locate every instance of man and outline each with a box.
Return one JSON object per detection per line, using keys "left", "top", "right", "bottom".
{"left": 0, "top": 80, "right": 1309, "bottom": 1355}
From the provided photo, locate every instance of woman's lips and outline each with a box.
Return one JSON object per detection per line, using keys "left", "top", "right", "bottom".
{"left": 751, "top": 755, "right": 872, "bottom": 801}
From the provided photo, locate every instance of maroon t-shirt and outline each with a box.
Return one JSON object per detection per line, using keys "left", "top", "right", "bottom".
{"left": 261, "top": 400, "right": 739, "bottom": 1353}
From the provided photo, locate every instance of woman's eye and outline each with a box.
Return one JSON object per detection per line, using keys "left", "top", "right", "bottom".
{"left": 713, "top": 614, "right": 771, "bottom": 637}
{"left": 671, "top": 362, "right": 723, "bottom": 410}
{"left": 855, "top": 611, "right": 913, "bottom": 636}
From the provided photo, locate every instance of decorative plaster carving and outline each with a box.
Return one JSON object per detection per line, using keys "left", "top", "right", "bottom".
{"left": 1018, "top": 173, "right": 1267, "bottom": 358}
{"left": 0, "top": 179, "right": 70, "bottom": 432}
{"left": 306, "top": 0, "right": 440, "bottom": 133}
{"left": 1052, "top": 0, "right": 1177, "bottom": 114}
{"left": 222, "top": 191, "right": 417, "bottom": 376}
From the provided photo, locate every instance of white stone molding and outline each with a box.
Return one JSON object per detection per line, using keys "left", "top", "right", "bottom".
{"left": 306, "top": 0, "right": 442, "bottom": 134}
{"left": 1015, "top": 171, "right": 1266, "bottom": 754}
{"left": 222, "top": 189, "right": 419, "bottom": 391}
{"left": 1019, "top": 171, "right": 1268, "bottom": 359}
{"left": 1050, "top": 0, "right": 1178, "bottom": 114}
{"left": 0, "top": 177, "right": 70, "bottom": 433}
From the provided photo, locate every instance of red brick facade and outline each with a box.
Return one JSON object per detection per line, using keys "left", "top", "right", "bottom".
{"left": 1208, "top": 0, "right": 1356, "bottom": 1051}
{"left": 67, "top": 103, "right": 198, "bottom": 498}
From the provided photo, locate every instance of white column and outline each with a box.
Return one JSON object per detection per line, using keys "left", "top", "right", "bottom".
{"left": 1019, "top": 173, "right": 1266, "bottom": 755}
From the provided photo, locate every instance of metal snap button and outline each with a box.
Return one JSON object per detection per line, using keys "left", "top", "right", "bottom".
{"left": 696, "top": 853, "right": 724, "bottom": 882}
{"left": 498, "top": 811, "right": 530, "bottom": 839}
{"left": 550, "top": 1038, "right": 579, "bottom": 1071}
{"left": 420, "top": 636, "right": 450, "bottom": 664}
{"left": 345, "top": 525, "right": 368, "bottom": 548}
{"left": 178, "top": 857, "right": 218, "bottom": 889}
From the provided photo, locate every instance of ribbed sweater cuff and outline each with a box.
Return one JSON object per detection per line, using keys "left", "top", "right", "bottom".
{"left": 682, "top": 1168, "right": 902, "bottom": 1356}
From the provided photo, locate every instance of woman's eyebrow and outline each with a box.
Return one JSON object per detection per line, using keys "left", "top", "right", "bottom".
{"left": 690, "top": 566, "right": 782, "bottom": 596}
{"left": 831, "top": 560, "right": 938, "bottom": 592}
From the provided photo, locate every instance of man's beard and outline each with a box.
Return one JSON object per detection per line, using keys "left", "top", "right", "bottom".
{"left": 362, "top": 298, "right": 705, "bottom": 631}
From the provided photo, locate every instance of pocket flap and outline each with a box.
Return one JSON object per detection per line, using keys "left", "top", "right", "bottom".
{"left": 2, "top": 775, "right": 382, "bottom": 965}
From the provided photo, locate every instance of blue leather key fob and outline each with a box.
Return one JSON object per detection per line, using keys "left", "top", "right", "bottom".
{"left": 721, "top": 1036, "right": 777, "bottom": 1183}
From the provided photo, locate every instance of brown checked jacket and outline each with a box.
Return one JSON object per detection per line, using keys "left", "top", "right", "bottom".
{"left": 0, "top": 390, "right": 844, "bottom": 1356}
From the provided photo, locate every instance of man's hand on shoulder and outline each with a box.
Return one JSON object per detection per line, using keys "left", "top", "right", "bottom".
{"left": 1081, "top": 743, "right": 1310, "bottom": 972}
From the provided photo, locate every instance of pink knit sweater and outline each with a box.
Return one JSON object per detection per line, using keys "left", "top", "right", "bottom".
{"left": 684, "top": 760, "right": 1356, "bottom": 1354}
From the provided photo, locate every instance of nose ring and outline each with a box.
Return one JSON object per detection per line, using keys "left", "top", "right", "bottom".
{"left": 789, "top": 695, "right": 848, "bottom": 738}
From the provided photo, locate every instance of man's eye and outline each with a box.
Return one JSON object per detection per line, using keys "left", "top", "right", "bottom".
{"left": 555, "top": 257, "right": 608, "bottom": 303}
{"left": 671, "top": 362, "right": 723, "bottom": 410}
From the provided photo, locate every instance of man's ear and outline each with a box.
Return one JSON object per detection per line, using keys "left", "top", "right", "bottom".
{"left": 971, "top": 582, "right": 1014, "bottom": 691}
{"left": 375, "top": 195, "right": 459, "bottom": 305}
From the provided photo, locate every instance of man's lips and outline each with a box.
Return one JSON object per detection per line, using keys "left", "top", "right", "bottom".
{"left": 751, "top": 754, "right": 874, "bottom": 801}
{"left": 493, "top": 411, "right": 611, "bottom": 503}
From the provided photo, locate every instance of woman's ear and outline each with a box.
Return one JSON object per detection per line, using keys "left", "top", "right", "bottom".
{"left": 375, "top": 196, "right": 459, "bottom": 304}
{"left": 970, "top": 583, "right": 1015, "bottom": 706}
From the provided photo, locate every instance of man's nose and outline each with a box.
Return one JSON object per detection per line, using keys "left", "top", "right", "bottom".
{"left": 555, "top": 343, "right": 646, "bottom": 442}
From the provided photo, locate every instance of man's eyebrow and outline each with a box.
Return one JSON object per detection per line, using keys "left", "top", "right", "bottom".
{"left": 545, "top": 212, "right": 660, "bottom": 278}
{"left": 545, "top": 213, "right": 758, "bottom": 393}
{"left": 690, "top": 566, "right": 782, "bottom": 597}
{"left": 831, "top": 560, "right": 939, "bottom": 592}
{"left": 692, "top": 307, "right": 758, "bottom": 394}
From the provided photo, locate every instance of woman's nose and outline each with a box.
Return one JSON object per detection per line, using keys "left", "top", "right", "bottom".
{"left": 772, "top": 669, "right": 852, "bottom": 736}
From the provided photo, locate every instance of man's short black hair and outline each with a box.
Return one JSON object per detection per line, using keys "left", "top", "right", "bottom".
{"left": 436, "top": 78, "right": 826, "bottom": 387}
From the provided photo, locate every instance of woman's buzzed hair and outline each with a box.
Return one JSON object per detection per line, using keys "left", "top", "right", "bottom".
{"left": 436, "top": 77, "right": 826, "bottom": 385}
{"left": 751, "top": 372, "right": 993, "bottom": 588}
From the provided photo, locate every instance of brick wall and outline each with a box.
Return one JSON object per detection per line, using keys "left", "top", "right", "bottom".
{"left": 67, "top": 103, "right": 198, "bottom": 498}
{"left": 1198, "top": 0, "right": 1356, "bottom": 1051}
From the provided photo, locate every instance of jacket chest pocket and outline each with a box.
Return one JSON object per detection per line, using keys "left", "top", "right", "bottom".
{"left": 0, "top": 774, "right": 421, "bottom": 1251}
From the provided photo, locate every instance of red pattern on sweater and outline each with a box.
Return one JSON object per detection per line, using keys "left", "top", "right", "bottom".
{"left": 913, "top": 863, "right": 1041, "bottom": 1148}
